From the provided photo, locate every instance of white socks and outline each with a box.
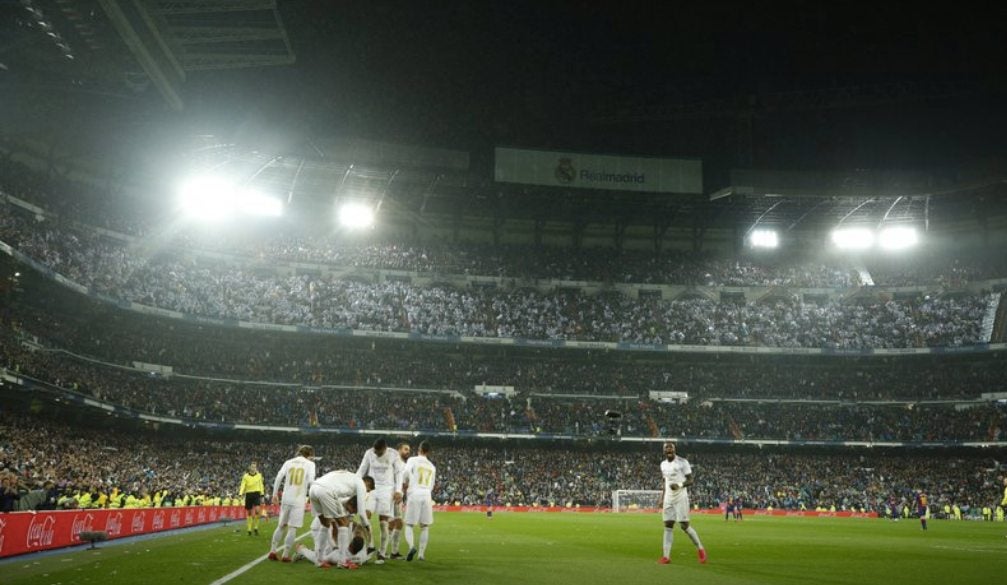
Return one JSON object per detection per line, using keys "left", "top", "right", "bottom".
{"left": 270, "top": 525, "right": 283, "bottom": 553}
{"left": 663, "top": 527, "right": 673, "bottom": 557}
{"left": 283, "top": 527, "right": 296, "bottom": 557}
{"left": 404, "top": 524, "right": 415, "bottom": 549}
{"left": 388, "top": 528, "right": 400, "bottom": 555}
{"left": 337, "top": 526, "right": 350, "bottom": 559}
{"left": 685, "top": 526, "right": 703, "bottom": 549}
{"left": 418, "top": 526, "right": 429, "bottom": 556}
{"left": 379, "top": 521, "right": 389, "bottom": 555}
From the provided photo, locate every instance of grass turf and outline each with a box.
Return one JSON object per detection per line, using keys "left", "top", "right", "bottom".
{"left": 3, "top": 513, "right": 1006, "bottom": 585}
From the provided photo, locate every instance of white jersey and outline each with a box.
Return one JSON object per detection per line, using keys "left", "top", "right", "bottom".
{"left": 661, "top": 457, "right": 692, "bottom": 506}
{"left": 357, "top": 448, "right": 401, "bottom": 491}
{"left": 274, "top": 455, "right": 317, "bottom": 506}
{"left": 401, "top": 454, "right": 436, "bottom": 498}
{"left": 314, "top": 470, "right": 368, "bottom": 502}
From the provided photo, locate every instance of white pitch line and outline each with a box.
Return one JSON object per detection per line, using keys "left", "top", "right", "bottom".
{"left": 208, "top": 532, "right": 311, "bottom": 585}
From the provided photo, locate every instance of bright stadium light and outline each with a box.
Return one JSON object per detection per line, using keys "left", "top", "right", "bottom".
{"left": 178, "top": 175, "right": 236, "bottom": 221}
{"left": 878, "top": 226, "right": 919, "bottom": 251}
{"left": 338, "top": 202, "right": 375, "bottom": 229}
{"left": 831, "top": 227, "right": 875, "bottom": 250}
{"left": 749, "top": 229, "right": 779, "bottom": 249}
{"left": 237, "top": 189, "right": 284, "bottom": 217}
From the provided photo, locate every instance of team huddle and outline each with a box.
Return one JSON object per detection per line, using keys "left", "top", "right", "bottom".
{"left": 244, "top": 439, "right": 705, "bottom": 568}
{"left": 256, "top": 439, "right": 437, "bottom": 570}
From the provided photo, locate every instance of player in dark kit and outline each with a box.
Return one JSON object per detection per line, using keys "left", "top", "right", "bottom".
{"left": 914, "top": 491, "right": 929, "bottom": 531}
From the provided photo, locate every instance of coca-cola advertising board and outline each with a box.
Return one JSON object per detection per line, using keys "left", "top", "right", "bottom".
{"left": 0, "top": 507, "right": 245, "bottom": 558}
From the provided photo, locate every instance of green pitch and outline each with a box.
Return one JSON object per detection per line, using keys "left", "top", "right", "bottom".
{"left": 3, "top": 514, "right": 1006, "bottom": 585}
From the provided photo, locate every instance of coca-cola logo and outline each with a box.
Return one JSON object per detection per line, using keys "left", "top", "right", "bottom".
{"left": 131, "top": 512, "right": 146, "bottom": 534}
{"left": 26, "top": 515, "right": 56, "bottom": 549}
{"left": 71, "top": 513, "right": 95, "bottom": 541}
{"left": 0, "top": 516, "right": 7, "bottom": 554}
{"left": 183, "top": 510, "right": 194, "bottom": 525}
{"left": 169, "top": 510, "right": 181, "bottom": 528}
{"left": 209, "top": 508, "right": 219, "bottom": 521}
{"left": 105, "top": 512, "right": 124, "bottom": 537}
{"left": 197, "top": 509, "right": 206, "bottom": 523}
{"left": 152, "top": 511, "right": 166, "bottom": 531}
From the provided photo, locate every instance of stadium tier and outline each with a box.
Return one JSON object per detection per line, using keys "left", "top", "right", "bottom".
{"left": 1, "top": 409, "right": 1003, "bottom": 514}
{"left": 3, "top": 283, "right": 1006, "bottom": 441}
{"left": 0, "top": 201, "right": 999, "bottom": 348}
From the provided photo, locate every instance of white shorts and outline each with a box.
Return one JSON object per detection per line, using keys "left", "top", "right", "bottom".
{"left": 310, "top": 486, "right": 347, "bottom": 519}
{"left": 366, "top": 487, "right": 394, "bottom": 517}
{"left": 662, "top": 495, "right": 691, "bottom": 523}
{"left": 404, "top": 494, "right": 434, "bottom": 526}
{"left": 278, "top": 502, "right": 307, "bottom": 528}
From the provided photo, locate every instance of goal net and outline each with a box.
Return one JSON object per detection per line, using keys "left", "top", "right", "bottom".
{"left": 612, "top": 490, "right": 662, "bottom": 513}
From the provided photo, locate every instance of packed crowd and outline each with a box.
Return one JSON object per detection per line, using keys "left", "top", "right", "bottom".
{"left": 181, "top": 232, "right": 859, "bottom": 288}
{"left": 4, "top": 328, "right": 1006, "bottom": 442}
{"left": 1, "top": 410, "right": 1004, "bottom": 514}
{"left": 0, "top": 207, "right": 994, "bottom": 348}
{"left": 9, "top": 288, "right": 1006, "bottom": 402}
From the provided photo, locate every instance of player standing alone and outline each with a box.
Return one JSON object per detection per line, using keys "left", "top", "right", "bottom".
{"left": 400, "top": 440, "right": 436, "bottom": 562}
{"left": 658, "top": 441, "right": 707, "bottom": 565}
{"left": 239, "top": 462, "right": 265, "bottom": 536}
{"left": 914, "top": 490, "right": 929, "bottom": 531}
{"left": 269, "top": 445, "right": 317, "bottom": 561}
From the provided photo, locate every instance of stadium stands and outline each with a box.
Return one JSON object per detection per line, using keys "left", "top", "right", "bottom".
{"left": 1, "top": 410, "right": 1002, "bottom": 514}
{"left": 1, "top": 159, "right": 1006, "bottom": 526}
{"left": 0, "top": 204, "right": 995, "bottom": 348}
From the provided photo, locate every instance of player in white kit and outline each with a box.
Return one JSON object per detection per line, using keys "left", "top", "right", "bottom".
{"left": 399, "top": 440, "right": 436, "bottom": 562}
{"left": 268, "top": 445, "right": 316, "bottom": 562}
{"left": 388, "top": 442, "right": 411, "bottom": 560}
{"left": 356, "top": 438, "right": 403, "bottom": 563}
{"left": 658, "top": 441, "right": 707, "bottom": 565}
{"left": 295, "top": 515, "right": 371, "bottom": 568}
{"left": 309, "top": 469, "right": 374, "bottom": 569}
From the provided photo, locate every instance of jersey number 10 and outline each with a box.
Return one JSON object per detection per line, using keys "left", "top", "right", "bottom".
{"left": 289, "top": 467, "right": 306, "bottom": 486}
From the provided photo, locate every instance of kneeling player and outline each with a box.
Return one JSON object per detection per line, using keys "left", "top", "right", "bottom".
{"left": 296, "top": 515, "right": 372, "bottom": 568}
{"left": 308, "top": 470, "right": 374, "bottom": 569}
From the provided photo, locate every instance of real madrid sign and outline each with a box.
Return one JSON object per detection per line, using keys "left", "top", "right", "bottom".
{"left": 495, "top": 147, "right": 702, "bottom": 194}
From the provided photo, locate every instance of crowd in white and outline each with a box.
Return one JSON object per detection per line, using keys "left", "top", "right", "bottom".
{"left": 0, "top": 208, "right": 993, "bottom": 349}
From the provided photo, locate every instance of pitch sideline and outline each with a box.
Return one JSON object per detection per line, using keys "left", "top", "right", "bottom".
{"left": 208, "top": 531, "right": 311, "bottom": 585}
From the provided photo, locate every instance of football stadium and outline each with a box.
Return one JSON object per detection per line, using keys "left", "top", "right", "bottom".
{"left": 1, "top": 2, "right": 1007, "bottom": 584}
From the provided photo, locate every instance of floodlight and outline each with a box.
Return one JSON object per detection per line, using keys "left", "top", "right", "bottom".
{"left": 178, "top": 176, "right": 236, "bottom": 221}
{"left": 338, "top": 202, "right": 375, "bottom": 229}
{"left": 238, "top": 189, "right": 284, "bottom": 217}
{"left": 749, "top": 229, "right": 779, "bottom": 249}
{"left": 878, "top": 226, "right": 919, "bottom": 250}
{"left": 831, "top": 227, "right": 874, "bottom": 250}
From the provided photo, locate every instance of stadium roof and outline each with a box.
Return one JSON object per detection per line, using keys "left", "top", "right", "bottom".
{"left": 2, "top": 2, "right": 1007, "bottom": 234}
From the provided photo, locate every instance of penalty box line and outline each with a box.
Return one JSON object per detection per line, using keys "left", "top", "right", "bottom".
{"left": 208, "top": 532, "right": 311, "bottom": 585}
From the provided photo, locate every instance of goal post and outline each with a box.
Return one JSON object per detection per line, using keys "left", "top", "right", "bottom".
{"left": 612, "top": 490, "right": 663, "bottom": 513}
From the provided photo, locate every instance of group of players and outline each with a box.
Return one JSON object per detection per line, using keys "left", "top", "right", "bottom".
{"left": 242, "top": 439, "right": 707, "bottom": 568}
{"left": 231, "top": 437, "right": 1007, "bottom": 570}
{"left": 238, "top": 438, "right": 437, "bottom": 570}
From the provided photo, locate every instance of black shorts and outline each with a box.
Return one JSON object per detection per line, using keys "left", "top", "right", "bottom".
{"left": 245, "top": 493, "right": 262, "bottom": 510}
